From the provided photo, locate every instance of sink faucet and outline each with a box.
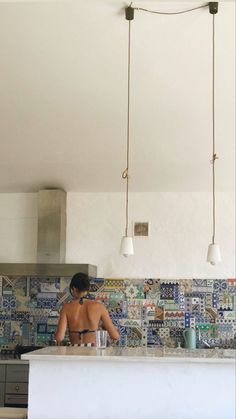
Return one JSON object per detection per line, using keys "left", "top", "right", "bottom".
{"left": 197, "top": 329, "right": 211, "bottom": 348}
{"left": 201, "top": 339, "right": 211, "bottom": 348}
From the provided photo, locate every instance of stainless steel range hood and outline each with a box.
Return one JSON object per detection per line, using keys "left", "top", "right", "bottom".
{"left": 0, "top": 263, "right": 97, "bottom": 277}
{"left": 0, "top": 189, "right": 97, "bottom": 278}
{"left": 37, "top": 189, "right": 67, "bottom": 264}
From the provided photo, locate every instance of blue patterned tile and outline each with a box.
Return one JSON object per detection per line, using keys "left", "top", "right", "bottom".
{"left": 3, "top": 296, "right": 16, "bottom": 310}
{"left": 213, "top": 280, "right": 228, "bottom": 293}
{"left": 0, "top": 276, "right": 235, "bottom": 349}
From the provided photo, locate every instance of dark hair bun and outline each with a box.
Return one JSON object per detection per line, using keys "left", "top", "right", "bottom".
{"left": 69, "top": 273, "right": 90, "bottom": 292}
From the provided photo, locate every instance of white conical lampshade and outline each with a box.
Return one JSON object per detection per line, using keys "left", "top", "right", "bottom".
{"left": 120, "top": 236, "right": 134, "bottom": 257}
{"left": 207, "top": 243, "right": 221, "bottom": 265}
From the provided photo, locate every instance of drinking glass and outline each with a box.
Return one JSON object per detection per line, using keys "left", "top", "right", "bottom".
{"left": 96, "top": 330, "right": 107, "bottom": 349}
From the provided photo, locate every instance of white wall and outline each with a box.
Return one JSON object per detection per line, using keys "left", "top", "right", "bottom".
{"left": 0, "top": 192, "right": 235, "bottom": 278}
{"left": 0, "top": 193, "right": 37, "bottom": 263}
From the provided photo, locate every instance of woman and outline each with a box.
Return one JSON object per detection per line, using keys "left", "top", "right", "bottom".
{"left": 55, "top": 272, "right": 119, "bottom": 345}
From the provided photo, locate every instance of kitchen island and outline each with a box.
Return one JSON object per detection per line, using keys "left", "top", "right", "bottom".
{"left": 23, "top": 346, "right": 235, "bottom": 419}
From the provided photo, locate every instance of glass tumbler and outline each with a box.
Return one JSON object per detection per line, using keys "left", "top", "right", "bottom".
{"left": 96, "top": 330, "right": 108, "bottom": 349}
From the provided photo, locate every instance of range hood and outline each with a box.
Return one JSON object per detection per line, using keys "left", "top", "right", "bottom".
{"left": 0, "top": 263, "right": 97, "bottom": 277}
{"left": 0, "top": 189, "right": 97, "bottom": 278}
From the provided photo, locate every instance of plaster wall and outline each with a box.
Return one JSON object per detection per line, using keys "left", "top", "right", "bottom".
{"left": 0, "top": 193, "right": 37, "bottom": 263}
{"left": 0, "top": 192, "right": 235, "bottom": 278}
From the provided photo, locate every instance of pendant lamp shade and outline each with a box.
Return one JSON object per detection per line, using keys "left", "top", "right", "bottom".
{"left": 120, "top": 236, "right": 134, "bottom": 257}
{"left": 207, "top": 243, "right": 221, "bottom": 265}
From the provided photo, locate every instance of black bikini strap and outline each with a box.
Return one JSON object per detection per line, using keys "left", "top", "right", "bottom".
{"left": 69, "top": 330, "right": 96, "bottom": 335}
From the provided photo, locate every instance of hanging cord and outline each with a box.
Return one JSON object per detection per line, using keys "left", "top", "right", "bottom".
{"left": 133, "top": 3, "right": 208, "bottom": 15}
{"left": 211, "top": 13, "right": 218, "bottom": 244}
{"left": 122, "top": 19, "right": 131, "bottom": 237}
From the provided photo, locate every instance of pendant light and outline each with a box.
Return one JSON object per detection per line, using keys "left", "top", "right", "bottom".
{"left": 207, "top": 2, "right": 221, "bottom": 265}
{"left": 120, "top": 5, "right": 134, "bottom": 257}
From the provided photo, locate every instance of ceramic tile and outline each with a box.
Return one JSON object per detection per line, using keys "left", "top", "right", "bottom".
{"left": 0, "top": 275, "right": 235, "bottom": 348}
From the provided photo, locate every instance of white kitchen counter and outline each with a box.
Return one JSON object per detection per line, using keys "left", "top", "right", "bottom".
{"left": 22, "top": 345, "right": 235, "bottom": 363}
{"left": 23, "top": 346, "right": 236, "bottom": 419}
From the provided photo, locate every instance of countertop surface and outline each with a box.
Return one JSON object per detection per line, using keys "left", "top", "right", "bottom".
{"left": 22, "top": 346, "right": 236, "bottom": 363}
{"left": 0, "top": 356, "right": 28, "bottom": 364}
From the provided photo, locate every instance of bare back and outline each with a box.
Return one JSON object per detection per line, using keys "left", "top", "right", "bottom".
{"left": 55, "top": 299, "right": 119, "bottom": 344}
{"left": 67, "top": 300, "right": 102, "bottom": 344}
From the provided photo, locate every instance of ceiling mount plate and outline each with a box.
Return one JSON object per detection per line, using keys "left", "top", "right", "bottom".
{"left": 209, "top": 2, "right": 218, "bottom": 14}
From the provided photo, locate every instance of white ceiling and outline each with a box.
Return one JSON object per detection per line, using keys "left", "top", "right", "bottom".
{"left": 0, "top": 0, "right": 235, "bottom": 192}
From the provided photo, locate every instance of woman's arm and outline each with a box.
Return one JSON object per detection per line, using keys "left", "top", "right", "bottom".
{"left": 101, "top": 306, "right": 120, "bottom": 340}
{"left": 54, "top": 306, "right": 68, "bottom": 345}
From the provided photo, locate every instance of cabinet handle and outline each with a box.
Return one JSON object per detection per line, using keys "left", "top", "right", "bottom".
{"left": 15, "top": 385, "right": 20, "bottom": 391}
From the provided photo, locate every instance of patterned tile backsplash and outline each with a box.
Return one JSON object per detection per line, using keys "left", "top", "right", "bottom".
{"left": 0, "top": 276, "right": 235, "bottom": 348}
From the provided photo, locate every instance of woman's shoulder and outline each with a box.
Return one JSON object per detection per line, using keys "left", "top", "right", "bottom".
{"left": 86, "top": 299, "right": 100, "bottom": 305}
{"left": 62, "top": 300, "right": 77, "bottom": 309}
{"left": 85, "top": 299, "right": 103, "bottom": 309}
